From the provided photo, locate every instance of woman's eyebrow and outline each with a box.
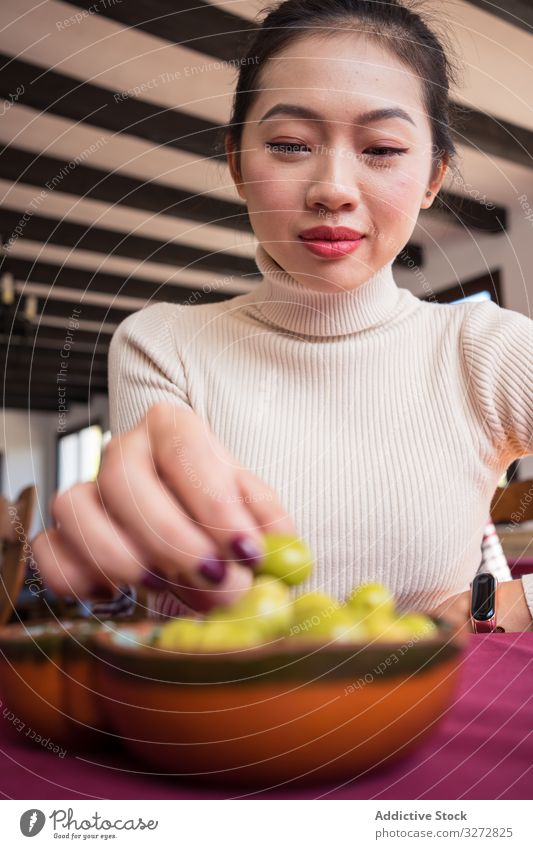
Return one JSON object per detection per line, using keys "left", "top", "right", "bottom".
{"left": 259, "top": 103, "right": 416, "bottom": 127}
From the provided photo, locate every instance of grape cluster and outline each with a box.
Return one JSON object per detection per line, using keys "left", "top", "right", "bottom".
{"left": 157, "top": 534, "right": 436, "bottom": 651}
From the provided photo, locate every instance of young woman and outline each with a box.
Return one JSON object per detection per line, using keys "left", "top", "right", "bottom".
{"left": 33, "top": 0, "right": 533, "bottom": 631}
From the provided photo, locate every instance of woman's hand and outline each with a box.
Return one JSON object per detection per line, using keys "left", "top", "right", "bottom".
{"left": 32, "top": 402, "right": 298, "bottom": 613}
{"left": 431, "top": 580, "right": 533, "bottom": 633}
{"left": 430, "top": 590, "right": 473, "bottom": 633}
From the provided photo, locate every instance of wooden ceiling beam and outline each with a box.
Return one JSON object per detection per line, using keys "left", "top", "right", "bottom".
{"left": 2, "top": 346, "right": 107, "bottom": 369}
{"left": 1, "top": 146, "right": 508, "bottom": 235}
{"left": 3, "top": 389, "right": 106, "bottom": 411}
{"left": 449, "top": 103, "right": 533, "bottom": 171}
{"left": 0, "top": 208, "right": 424, "bottom": 278}
{"left": 1, "top": 55, "right": 530, "bottom": 175}
{"left": 463, "top": 0, "right": 533, "bottom": 32}
{"left": 0, "top": 147, "right": 249, "bottom": 233}
{"left": 0, "top": 208, "right": 257, "bottom": 277}
{"left": 66, "top": 0, "right": 253, "bottom": 62}
{"left": 3, "top": 257, "right": 235, "bottom": 304}
{"left": 0, "top": 54, "right": 221, "bottom": 160}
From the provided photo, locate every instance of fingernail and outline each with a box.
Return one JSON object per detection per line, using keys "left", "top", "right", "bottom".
{"left": 198, "top": 557, "right": 227, "bottom": 584}
{"left": 140, "top": 568, "right": 168, "bottom": 591}
{"left": 230, "top": 534, "right": 262, "bottom": 568}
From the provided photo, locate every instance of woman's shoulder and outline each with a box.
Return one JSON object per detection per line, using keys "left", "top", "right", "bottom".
{"left": 415, "top": 292, "right": 533, "bottom": 338}
{"left": 113, "top": 297, "right": 231, "bottom": 332}
{"left": 110, "top": 295, "right": 244, "bottom": 351}
{"left": 452, "top": 298, "right": 533, "bottom": 356}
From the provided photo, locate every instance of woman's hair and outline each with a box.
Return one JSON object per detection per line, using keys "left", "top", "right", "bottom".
{"left": 221, "top": 0, "right": 461, "bottom": 179}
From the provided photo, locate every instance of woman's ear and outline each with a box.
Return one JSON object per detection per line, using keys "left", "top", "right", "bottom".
{"left": 421, "top": 156, "right": 449, "bottom": 209}
{"left": 225, "top": 134, "right": 247, "bottom": 202}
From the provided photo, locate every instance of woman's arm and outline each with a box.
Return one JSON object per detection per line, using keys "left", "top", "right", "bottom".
{"left": 461, "top": 301, "right": 533, "bottom": 622}
{"left": 69, "top": 304, "right": 293, "bottom": 620}
{"left": 461, "top": 300, "right": 533, "bottom": 464}
{"left": 108, "top": 302, "right": 194, "bottom": 433}
{"left": 431, "top": 577, "right": 533, "bottom": 632}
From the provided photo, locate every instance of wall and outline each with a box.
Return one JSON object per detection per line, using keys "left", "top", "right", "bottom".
{"left": 1, "top": 394, "right": 109, "bottom": 536}
{"left": 395, "top": 202, "right": 533, "bottom": 477}
{"left": 1, "top": 408, "right": 56, "bottom": 537}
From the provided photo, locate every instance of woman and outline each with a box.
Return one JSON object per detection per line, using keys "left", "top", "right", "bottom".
{"left": 33, "top": 0, "right": 533, "bottom": 630}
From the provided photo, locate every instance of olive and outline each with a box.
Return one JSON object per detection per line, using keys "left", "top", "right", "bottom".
{"left": 292, "top": 591, "right": 338, "bottom": 621}
{"left": 199, "top": 619, "right": 265, "bottom": 651}
{"left": 397, "top": 613, "right": 438, "bottom": 639}
{"left": 208, "top": 575, "right": 292, "bottom": 639}
{"left": 290, "top": 605, "right": 367, "bottom": 643}
{"left": 158, "top": 617, "right": 205, "bottom": 651}
{"left": 257, "top": 533, "right": 314, "bottom": 585}
{"left": 346, "top": 582, "right": 396, "bottom": 618}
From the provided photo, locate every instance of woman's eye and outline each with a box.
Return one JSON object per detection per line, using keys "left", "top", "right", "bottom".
{"left": 365, "top": 147, "right": 408, "bottom": 158}
{"left": 266, "top": 142, "right": 310, "bottom": 155}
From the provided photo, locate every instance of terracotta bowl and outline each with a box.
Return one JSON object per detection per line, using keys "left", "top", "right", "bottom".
{"left": 0, "top": 620, "right": 111, "bottom": 748}
{"left": 91, "top": 619, "right": 466, "bottom": 786}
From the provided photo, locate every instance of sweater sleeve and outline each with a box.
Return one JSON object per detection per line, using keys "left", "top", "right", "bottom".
{"left": 521, "top": 573, "right": 533, "bottom": 624}
{"left": 461, "top": 300, "right": 533, "bottom": 462}
{"left": 108, "top": 302, "right": 193, "bottom": 435}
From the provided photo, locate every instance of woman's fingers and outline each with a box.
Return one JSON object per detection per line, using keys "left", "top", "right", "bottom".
{"left": 32, "top": 527, "right": 100, "bottom": 598}
{"left": 33, "top": 402, "right": 301, "bottom": 614}
{"left": 145, "top": 404, "right": 268, "bottom": 564}
{"left": 235, "top": 465, "right": 300, "bottom": 536}
{"left": 38, "top": 479, "right": 255, "bottom": 613}
{"left": 98, "top": 427, "right": 248, "bottom": 585}
{"left": 94, "top": 413, "right": 257, "bottom": 609}
{"left": 50, "top": 481, "right": 146, "bottom": 588}
{"left": 164, "top": 561, "right": 254, "bottom": 614}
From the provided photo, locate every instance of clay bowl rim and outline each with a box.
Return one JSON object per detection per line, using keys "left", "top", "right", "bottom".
{"left": 88, "top": 617, "right": 467, "bottom": 688}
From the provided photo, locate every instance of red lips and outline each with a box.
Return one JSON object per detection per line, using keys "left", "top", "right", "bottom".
{"left": 298, "top": 226, "right": 364, "bottom": 241}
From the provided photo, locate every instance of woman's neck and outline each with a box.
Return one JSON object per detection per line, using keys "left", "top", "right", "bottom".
{"left": 240, "top": 243, "right": 403, "bottom": 338}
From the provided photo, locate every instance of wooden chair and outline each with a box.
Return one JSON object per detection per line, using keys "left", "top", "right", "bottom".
{"left": 0, "top": 486, "right": 36, "bottom": 626}
{"left": 490, "top": 479, "right": 533, "bottom": 525}
{"left": 491, "top": 480, "right": 533, "bottom": 577}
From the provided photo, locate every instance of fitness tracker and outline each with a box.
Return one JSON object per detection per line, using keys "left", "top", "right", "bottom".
{"left": 470, "top": 572, "right": 502, "bottom": 633}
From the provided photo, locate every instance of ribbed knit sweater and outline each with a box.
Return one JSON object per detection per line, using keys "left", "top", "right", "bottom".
{"left": 108, "top": 244, "right": 533, "bottom": 619}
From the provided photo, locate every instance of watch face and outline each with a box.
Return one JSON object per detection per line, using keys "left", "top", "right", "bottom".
{"left": 471, "top": 573, "right": 496, "bottom": 621}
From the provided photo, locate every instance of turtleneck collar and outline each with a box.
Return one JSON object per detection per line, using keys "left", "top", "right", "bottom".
{"left": 241, "top": 243, "right": 404, "bottom": 338}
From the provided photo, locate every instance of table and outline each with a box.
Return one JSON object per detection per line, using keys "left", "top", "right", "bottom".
{"left": 1, "top": 633, "right": 532, "bottom": 800}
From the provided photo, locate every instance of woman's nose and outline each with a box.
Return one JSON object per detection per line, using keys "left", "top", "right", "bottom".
{"left": 305, "top": 146, "right": 362, "bottom": 213}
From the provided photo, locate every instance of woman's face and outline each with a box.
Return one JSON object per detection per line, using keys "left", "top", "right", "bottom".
{"left": 227, "top": 34, "right": 447, "bottom": 292}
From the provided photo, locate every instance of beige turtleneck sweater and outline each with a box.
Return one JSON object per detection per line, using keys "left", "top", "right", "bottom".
{"left": 108, "top": 244, "right": 533, "bottom": 619}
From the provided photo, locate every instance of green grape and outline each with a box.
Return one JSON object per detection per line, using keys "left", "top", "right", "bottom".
{"left": 364, "top": 613, "right": 413, "bottom": 642}
{"left": 291, "top": 606, "right": 366, "bottom": 644}
{"left": 292, "top": 591, "right": 338, "bottom": 622}
{"left": 397, "top": 613, "right": 438, "bottom": 639}
{"left": 158, "top": 617, "right": 205, "bottom": 651}
{"left": 209, "top": 575, "right": 292, "bottom": 639}
{"left": 257, "top": 533, "right": 314, "bottom": 585}
{"left": 347, "top": 582, "right": 396, "bottom": 619}
{"left": 199, "top": 619, "right": 265, "bottom": 651}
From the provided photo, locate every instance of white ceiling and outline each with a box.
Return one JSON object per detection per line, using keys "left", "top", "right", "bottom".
{"left": 0, "top": 0, "right": 531, "bottom": 300}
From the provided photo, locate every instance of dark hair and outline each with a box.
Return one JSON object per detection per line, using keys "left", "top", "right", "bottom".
{"left": 221, "top": 0, "right": 460, "bottom": 179}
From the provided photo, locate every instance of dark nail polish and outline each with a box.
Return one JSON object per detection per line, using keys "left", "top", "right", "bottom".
{"left": 140, "top": 569, "right": 168, "bottom": 591}
{"left": 230, "top": 534, "right": 262, "bottom": 568}
{"left": 198, "top": 557, "right": 227, "bottom": 584}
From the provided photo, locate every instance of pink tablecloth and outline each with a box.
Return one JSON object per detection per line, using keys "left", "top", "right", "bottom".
{"left": 510, "top": 558, "right": 533, "bottom": 579}
{"left": 1, "top": 633, "right": 532, "bottom": 800}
